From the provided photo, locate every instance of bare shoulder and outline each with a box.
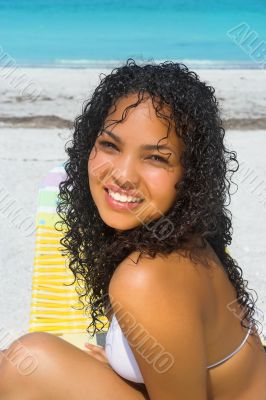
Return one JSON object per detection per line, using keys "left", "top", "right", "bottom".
{"left": 108, "top": 248, "right": 211, "bottom": 318}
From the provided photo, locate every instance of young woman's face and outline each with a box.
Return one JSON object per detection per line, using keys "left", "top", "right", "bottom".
{"left": 88, "top": 93, "right": 184, "bottom": 231}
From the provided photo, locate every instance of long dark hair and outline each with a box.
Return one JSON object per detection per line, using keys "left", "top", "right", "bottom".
{"left": 56, "top": 58, "right": 261, "bottom": 337}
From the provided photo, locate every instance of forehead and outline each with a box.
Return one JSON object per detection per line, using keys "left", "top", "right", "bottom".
{"left": 105, "top": 93, "right": 178, "bottom": 144}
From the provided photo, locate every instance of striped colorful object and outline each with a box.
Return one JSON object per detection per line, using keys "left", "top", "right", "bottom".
{"left": 29, "top": 164, "right": 109, "bottom": 348}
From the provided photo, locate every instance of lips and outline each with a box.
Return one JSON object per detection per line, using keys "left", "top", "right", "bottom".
{"left": 103, "top": 185, "right": 144, "bottom": 211}
{"left": 104, "top": 184, "right": 144, "bottom": 200}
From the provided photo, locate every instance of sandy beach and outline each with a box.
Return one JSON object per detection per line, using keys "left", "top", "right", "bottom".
{"left": 1, "top": 68, "right": 266, "bottom": 129}
{"left": 0, "top": 67, "right": 265, "bottom": 344}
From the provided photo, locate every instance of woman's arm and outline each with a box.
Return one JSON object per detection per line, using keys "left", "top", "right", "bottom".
{"left": 108, "top": 252, "right": 209, "bottom": 400}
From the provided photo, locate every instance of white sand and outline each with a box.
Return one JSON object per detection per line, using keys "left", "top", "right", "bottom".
{"left": 0, "top": 68, "right": 265, "bottom": 345}
{"left": 0, "top": 68, "right": 266, "bottom": 122}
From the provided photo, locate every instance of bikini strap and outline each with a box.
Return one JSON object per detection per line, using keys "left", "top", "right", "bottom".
{"left": 207, "top": 325, "right": 252, "bottom": 369}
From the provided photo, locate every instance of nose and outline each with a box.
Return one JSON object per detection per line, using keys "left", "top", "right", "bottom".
{"left": 111, "top": 154, "right": 140, "bottom": 190}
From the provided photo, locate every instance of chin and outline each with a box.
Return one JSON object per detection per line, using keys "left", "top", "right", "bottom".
{"left": 99, "top": 211, "right": 142, "bottom": 231}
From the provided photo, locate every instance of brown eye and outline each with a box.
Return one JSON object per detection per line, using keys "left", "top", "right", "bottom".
{"left": 149, "top": 155, "right": 169, "bottom": 164}
{"left": 98, "top": 140, "right": 118, "bottom": 150}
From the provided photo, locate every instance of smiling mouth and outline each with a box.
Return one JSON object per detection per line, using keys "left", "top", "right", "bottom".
{"left": 104, "top": 188, "right": 144, "bottom": 204}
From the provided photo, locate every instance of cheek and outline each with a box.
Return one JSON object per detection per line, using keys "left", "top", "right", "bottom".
{"left": 88, "top": 147, "right": 113, "bottom": 184}
{"left": 144, "top": 168, "right": 180, "bottom": 199}
{"left": 141, "top": 168, "right": 179, "bottom": 218}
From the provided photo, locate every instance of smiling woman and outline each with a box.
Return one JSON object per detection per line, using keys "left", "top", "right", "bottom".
{"left": 0, "top": 58, "right": 265, "bottom": 400}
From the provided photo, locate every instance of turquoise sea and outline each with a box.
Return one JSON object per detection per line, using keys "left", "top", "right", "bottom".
{"left": 0, "top": 0, "right": 266, "bottom": 68}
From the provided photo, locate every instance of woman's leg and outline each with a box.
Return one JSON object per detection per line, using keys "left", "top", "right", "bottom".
{"left": 0, "top": 332, "right": 148, "bottom": 400}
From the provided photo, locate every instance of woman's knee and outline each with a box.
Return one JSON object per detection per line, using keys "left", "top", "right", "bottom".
{"left": 0, "top": 332, "right": 56, "bottom": 394}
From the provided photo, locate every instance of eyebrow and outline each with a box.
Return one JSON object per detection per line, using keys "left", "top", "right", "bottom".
{"left": 101, "top": 129, "right": 175, "bottom": 155}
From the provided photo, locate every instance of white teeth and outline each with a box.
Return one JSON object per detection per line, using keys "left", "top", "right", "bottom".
{"left": 108, "top": 189, "right": 142, "bottom": 203}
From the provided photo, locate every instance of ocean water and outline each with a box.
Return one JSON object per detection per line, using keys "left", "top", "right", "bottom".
{"left": 0, "top": 0, "right": 266, "bottom": 68}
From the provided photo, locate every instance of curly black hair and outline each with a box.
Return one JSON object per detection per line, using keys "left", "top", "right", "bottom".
{"left": 56, "top": 58, "right": 261, "bottom": 338}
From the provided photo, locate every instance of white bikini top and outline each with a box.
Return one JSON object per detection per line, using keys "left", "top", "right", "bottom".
{"left": 105, "top": 314, "right": 252, "bottom": 384}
